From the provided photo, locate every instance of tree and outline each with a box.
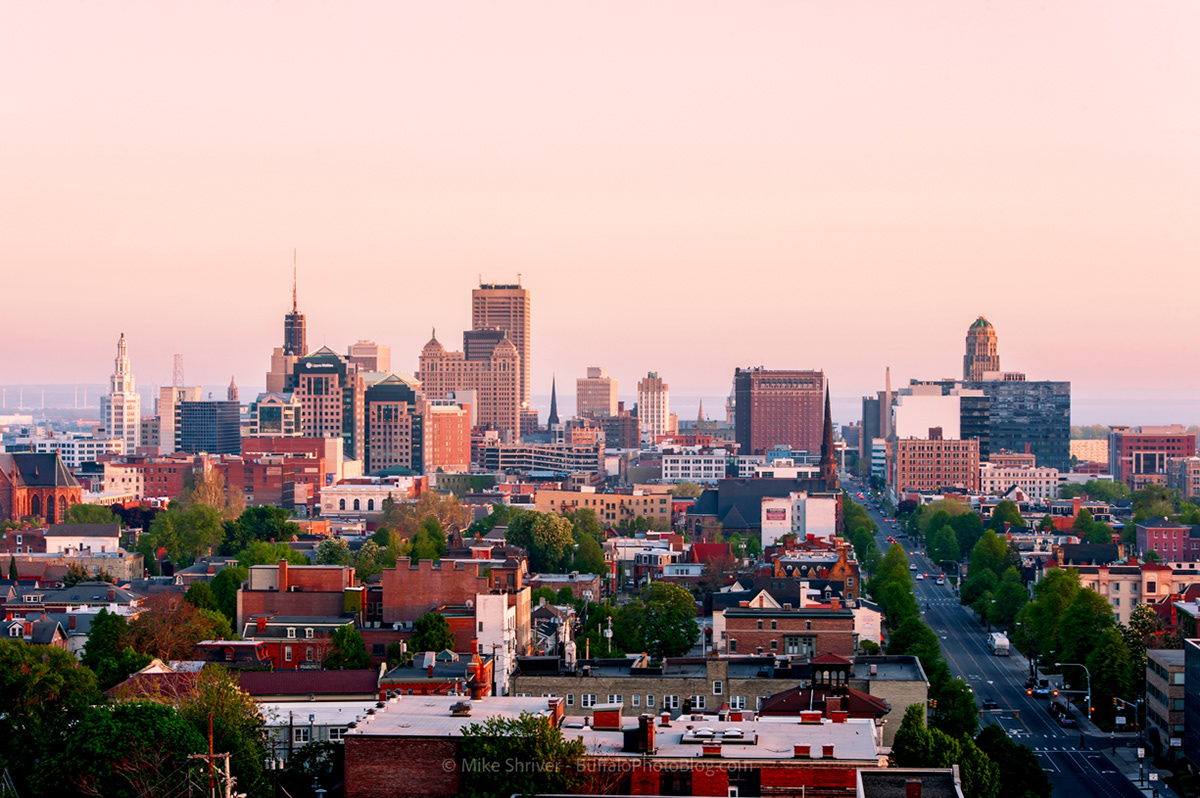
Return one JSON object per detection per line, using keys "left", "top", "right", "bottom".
{"left": 325, "top": 625, "right": 369, "bottom": 669}
{"left": 178, "top": 666, "right": 268, "bottom": 798}
{"left": 315, "top": 536, "right": 352, "bottom": 565}
{"left": 0, "top": 639, "right": 101, "bottom": 796}
{"left": 94, "top": 646, "right": 154, "bottom": 691}
{"left": 555, "top": 586, "right": 576, "bottom": 604}
{"left": 234, "top": 541, "right": 307, "bottom": 567}
{"left": 974, "top": 723, "right": 1052, "bottom": 798}
{"left": 969, "top": 529, "right": 1009, "bottom": 579}
{"left": 1037, "top": 514, "right": 1056, "bottom": 532}
{"left": 1087, "top": 628, "right": 1134, "bottom": 724}
{"left": 669, "top": 481, "right": 704, "bottom": 498}
{"left": 507, "top": 512, "right": 575, "bottom": 573}
{"left": 1124, "top": 603, "right": 1164, "bottom": 683}
{"left": 407, "top": 514, "right": 449, "bottom": 563}
{"left": 65, "top": 503, "right": 118, "bottom": 525}
{"left": 636, "top": 583, "right": 699, "bottom": 658}
{"left": 128, "top": 593, "right": 233, "bottom": 660}
{"left": 890, "top": 704, "right": 937, "bottom": 767}
{"left": 889, "top": 704, "right": 998, "bottom": 798}
{"left": 949, "top": 512, "right": 985, "bottom": 560}
{"left": 47, "top": 699, "right": 204, "bottom": 798}
{"left": 458, "top": 711, "right": 586, "bottom": 798}
{"left": 698, "top": 552, "right": 736, "bottom": 595}
{"left": 220, "top": 505, "right": 300, "bottom": 555}
{"left": 411, "top": 612, "right": 455, "bottom": 653}
{"left": 82, "top": 607, "right": 131, "bottom": 670}
{"left": 184, "top": 581, "right": 218, "bottom": 612}
{"left": 886, "top": 617, "right": 944, "bottom": 682}
{"left": 1132, "top": 484, "right": 1178, "bottom": 521}
{"left": 1060, "top": 479, "right": 1128, "bottom": 503}
{"left": 878, "top": 582, "right": 920, "bottom": 631}
{"left": 1058, "top": 588, "right": 1115, "bottom": 669}
{"left": 386, "top": 642, "right": 406, "bottom": 667}
{"left": 279, "top": 739, "right": 343, "bottom": 797}
{"left": 960, "top": 568, "right": 997, "bottom": 609}
{"left": 139, "top": 502, "right": 225, "bottom": 567}
{"left": 988, "top": 500, "right": 1025, "bottom": 532}
{"left": 930, "top": 677, "right": 978, "bottom": 738}
{"left": 210, "top": 565, "right": 248, "bottom": 625}
{"left": 990, "top": 568, "right": 1028, "bottom": 628}
{"left": 8, "top": 554, "right": 16, "bottom": 581}
{"left": 181, "top": 468, "right": 244, "bottom": 520}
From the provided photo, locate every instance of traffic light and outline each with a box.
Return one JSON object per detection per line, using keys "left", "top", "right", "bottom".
{"left": 1026, "top": 689, "right": 1032, "bottom": 696}
{"left": 1014, "top": 711, "right": 1020, "bottom": 719}
{"left": 929, "top": 699, "right": 938, "bottom": 709}
{"left": 1053, "top": 689, "right": 1059, "bottom": 697}
{"left": 1113, "top": 698, "right": 1120, "bottom": 708}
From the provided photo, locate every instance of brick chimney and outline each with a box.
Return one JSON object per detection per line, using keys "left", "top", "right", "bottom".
{"left": 905, "top": 779, "right": 923, "bottom": 798}
{"left": 68, "top": 615, "right": 77, "bottom": 631}
{"left": 639, "top": 713, "right": 656, "bottom": 752}
{"left": 660, "top": 711, "right": 671, "bottom": 727}
{"left": 793, "top": 744, "right": 811, "bottom": 758}
{"left": 822, "top": 744, "right": 835, "bottom": 758}
{"left": 107, "top": 588, "right": 116, "bottom": 601}
{"left": 278, "top": 559, "right": 289, "bottom": 592}
{"left": 830, "top": 596, "right": 841, "bottom": 612}
{"left": 255, "top": 615, "right": 268, "bottom": 634}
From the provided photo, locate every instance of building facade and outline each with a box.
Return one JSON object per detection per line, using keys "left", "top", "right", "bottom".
{"left": 577, "top": 366, "right": 618, "bottom": 418}
{"left": 418, "top": 332, "right": 520, "bottom": 438}
{"left": 978, "top": 463, "right": 1059, "bottom": 500}
{"left": 471, "top": 282, "right": 531, "bottom": 412}
{"left": 1110, "top": 426, "right": 1197, "bottom": 489}
{"left": 157, "top": 385, "right": 203, "bottom": 454}
{"left": 1167, "top": 457, "right": 1200, "bottom": 500}
{"left": 247, "top": 392, "right": 303, "bottom": 438}
{"left": 734, "top": 368, "right": 826, "bottom": 456}
{"left": 893, "top": 432, "right": 980, "bottom": 496}
{"left": 175, "top": 400, "right": 242, "bottom": 455}
{"left": 636, "top": 372, "right": 671, "bottom": 442}
{"left": 100, "top": 334, "right": 141, "bottom": 452}
{"left": 347, "top": 339, "right": 390, "bottom": 372}
{"left": 963, "top": 316, "right": 1000, "bottom": 381}
{"left": 1146, "top": 648, "right": 1185, "bottom": 757}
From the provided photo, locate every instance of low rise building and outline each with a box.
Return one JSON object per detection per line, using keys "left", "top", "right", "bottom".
{"left": 1137, "top": 518, "right": 1200, "bottom": 563}
{"left": 1147, "top": 648, "right": 1186, "bottom": 758}
{"left": 717, "top": 598, "right": 857, "bottom": 658}
{"left": 534, "top": 485, "right": 673, "bottom": 527}
{"left": 481, "top": 441, "right": 604, "bottom": 477}
{"left": 979, "top": 462, "right": 1060, "bottom": 500}
{"left": 236, "top": 560, "right": 358, "bottom": 631}
{"left": 1167, "top": 457, "right": 1200, "bottom": 500}
{"left": 320, "top": 475, "right": 428, "bottom": 518}
{"left": 892, "top": 431, "right": 980, "bottom": 497}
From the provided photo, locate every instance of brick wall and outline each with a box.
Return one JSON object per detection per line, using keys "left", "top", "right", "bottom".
{"left": 381, "top": 561, "right": 492, "bottom": 623}
{"left": 725, "top": 614, "right": 856, "bottom": 658}
{"left": 345, "top": 736, "right": 461, "bottom": 798}
{"left": 238, "top": 591, "right": 347, "bottom": 630}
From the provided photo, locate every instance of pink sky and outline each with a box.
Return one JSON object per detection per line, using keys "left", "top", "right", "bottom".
{"left": 3, "top": 2, "right": 1198, "bottom": 422}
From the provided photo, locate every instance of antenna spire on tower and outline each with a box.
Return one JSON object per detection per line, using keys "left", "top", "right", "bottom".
{"left": 293, "top": 249, "right": 298, "bottom": 312}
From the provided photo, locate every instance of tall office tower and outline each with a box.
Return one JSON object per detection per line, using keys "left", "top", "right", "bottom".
{"left": 418, "top": 330, "right": 521, "bottom": 438}
{"left": 266, "top": 257, "right": 309, "bottom": 393}
{"left": 577, "top": 367, "right": 618, "bottom": 418}
{"left": 963, "top": 317, "right": 1000, "bottom": 381}
{"left": 158, "top": 385, "right": 204, "bottom": 454}
{"left": 175, "top": 400, "right": 242, "bottom": 455}
{"left": 292, "top": 347, "right": 366, "bottom": 460}
{"left": 733, "top": 367, "right": 826, "bottom": 456}
{"left": 100, "top": 333, "right": 142, "bottom": 452}
{"left": 636, "top": 372, "right": 670, "bottom": 442}
{"left": 472, "top": 281, "right": 531, "bottom": 411}
{"left": 347, "top": 340, "right": 391, "bottom": 373}
{"left": 363, "top": 373, "right": 425, "bottom": 474}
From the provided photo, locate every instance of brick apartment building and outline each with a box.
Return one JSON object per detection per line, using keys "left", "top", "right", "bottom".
{"left": 733, "top": 367, "right": 826, "bottom": 456}
{"left": 1110, "top": 425, "right": 1198, "bottom": 489}
{"left": 718, "top": 598, "right": 857, "bottom": 658}
{"left": 892, "top": 430, "right": 980, "bottom": 495}
{"left": 214, "top": 451, "right": 325, "bottom": 512}
{"left": 236, "top": 560, "right": 358, "bottom": 631}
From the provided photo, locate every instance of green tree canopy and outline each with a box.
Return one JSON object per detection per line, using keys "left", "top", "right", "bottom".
{"left": 506, "top": 512, "right": 575, "bottom": 572}
{"left": 234, "top": 540, "right": 308, "bottom": 567}
{"left": 974, "top": 723, "right": 1052, "bottom": 798}
{"left": 315, "top": 536, "right": 352, "bottom": 565}
{"left": 458, "top": 712, "right": 586, "bottom": 798}
{"left": 209, "top": 565, "right": 248, "bottom": 626}
{"left": 220, "top": 505, "right": 301, "bottom": 555}
{"left": 411, "top": 612, "right": 455, "bottom": 653}
{"left": 65, "top": 503, "right": 118, "bottom": 525}
{"left": 617, "top": 583, "right": 699, "bottom": 659}
{"left": 325, "top": 625, "right": 369, "bottom": 669}
{"left": 669, "top": 481, "right": 704, "bottom": 497}
{"left": 183, "top": 581, "right": 218, "bottom": 612}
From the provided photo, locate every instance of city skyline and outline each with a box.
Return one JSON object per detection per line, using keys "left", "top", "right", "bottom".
{"left": 4, "top": 2, "right": 1199, "bottom": 424}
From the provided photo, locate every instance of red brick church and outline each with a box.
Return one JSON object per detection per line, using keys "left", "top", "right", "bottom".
{"left": 0, "top": 453, "right": 84, "bottom": 524}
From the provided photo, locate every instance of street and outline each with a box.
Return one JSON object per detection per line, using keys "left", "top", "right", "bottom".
{"left": 846, "top": 481, "right": 1151, "bottom": 798}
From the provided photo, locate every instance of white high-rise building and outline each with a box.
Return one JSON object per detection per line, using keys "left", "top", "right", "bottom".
{"left": 100, "top": 333, "right": 142, "bottom": 452}
{"left": 637, "top": 372, "right": 670, "bottom": 444}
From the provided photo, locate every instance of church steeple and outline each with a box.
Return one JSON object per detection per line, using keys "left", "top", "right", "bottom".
{"left": 820, "top": 384, "right": 837, "bottom": 491}
{"left": 547, "top": 375, "right": 560, "bottom": 426}
{"left": 697, "top": 399, "right": 705, "bottom": 423}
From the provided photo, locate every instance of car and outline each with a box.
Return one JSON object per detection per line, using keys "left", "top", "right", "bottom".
{"left": 935, "top": 576, "right": 945, "bottom": 585}
{"left": 982, "top": 699, "right": 999, "bottom": 711}
{"left": 916, "top": 573, "right": 925, "bottom": 581}
{"left": 1057, "top": 714, "right": 1078, "bottom": 728}
{"left": 1026, "top": 679, "right": 1051, "bottom": 698}
{"left": 909, "top": 563, "right": 918, "bottom": 571}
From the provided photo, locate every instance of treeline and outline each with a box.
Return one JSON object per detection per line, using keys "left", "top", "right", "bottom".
{"left": 467, "top": 504, "right": 608, "bottom": 575}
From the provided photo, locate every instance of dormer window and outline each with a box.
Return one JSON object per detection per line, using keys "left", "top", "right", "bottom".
{"left": 305, "top": 628, "right": 313, "bottom": 639}
{"left": 287, "top": 628, "right": 296, "bottom": 639}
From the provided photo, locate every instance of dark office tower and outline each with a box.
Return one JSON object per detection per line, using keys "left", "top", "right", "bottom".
{"left": 963, "top": 316, "right": 1000, "bottom": 381}
{"left": 734, "top": 367, "right": 826, "bottom": 456}
{"left": 820, "top": 387, "right": 837, "bottom": 491}
{"left": 284, "top": 253, "right": 307, "bottom": 357}
{"left": 463, "top": 327, "right": 507, "bottom": 361}
{"left": 472, "top": 281, "right": 531, "bottom": 411}
{"left": 970, "top": 380, "right": 1070, "bottom": 472}
{"left": 175, "top": 400, "right": 242, "bottom": 455}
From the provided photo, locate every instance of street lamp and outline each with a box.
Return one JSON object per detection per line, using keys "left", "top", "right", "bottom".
{"left": 1056, "top": 662, "right": 1092, "bottom": 722}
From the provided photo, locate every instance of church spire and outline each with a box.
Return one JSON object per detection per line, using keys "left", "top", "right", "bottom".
{"left": 547, "top": 375, "right": 559, "bottom": 426}
{"left": 820, "top": 383, "right": 837, "bottom": 491}
{"left": 697, "top": 399, "right": 705, "bottom": 423}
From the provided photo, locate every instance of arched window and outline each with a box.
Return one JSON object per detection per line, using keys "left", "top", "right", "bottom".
{"left": 30, "top": 494, "right": 41, "bottom": 518}
{"left": 353, "top": 499, "right": 360, "bottom": 511}
{"left": 339, "top": 499, "right": 346, "bottom": 511}
{"left": 368, "top": 499, "right": 375, "bottom": 511}
{"left": 59, "top": 496, "right": 67, "bottom": 521}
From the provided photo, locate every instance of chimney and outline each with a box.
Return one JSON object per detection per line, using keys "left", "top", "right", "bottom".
{"left": 278, "top": 559, "right": 289, "bottom": 593}
{"left": 793, "top": 744, "right": 811, "bottom": 758}
{"left": 23, "top": 621, "right": 33, "bottom": 637}
{"left": 428, "top": 664, "right": 435, "bottom": 677}
{"left": 255, "top": 615, "right": 267, "bottom": 634}
{"left": 660, "top": 711, "right": 671, "bottom": 727}
{"left": 469, "top": 680, "right": 484, "bottom": 701}
{"left": 870, "top": 664, "right": 877, "bottom": 675}
{"left": 800, "top": 710, "right": 823, "bottom": 724}
{"left": 822, "top": 744, "right": 835, "bottom": 758}
{"left": 68, "top": 615, "right": 77, "bottom": 631}
{"left": 905, "top": 779, "right": 923, "bottom": 798}
{"left": 830, "top": 596, "right": 841, "bottom": 612}
{"left": 639, "top": 713, "right": 656, "bottom": 752}
{"left": 107, "top": 588, "right": 116, "bottom": 601}
{"left": 831, "top": 711, "right": 848, "bottom": 724}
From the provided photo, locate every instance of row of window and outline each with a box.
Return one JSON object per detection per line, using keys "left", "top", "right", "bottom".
{"left": 565, "top": 693, "right": 752, "bottom": 710}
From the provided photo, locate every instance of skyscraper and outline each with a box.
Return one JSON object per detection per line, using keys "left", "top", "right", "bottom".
{"left": 963, "top": 317, "right": 1000, "bottom": 381}
{"left": 734, "top": 367, "right": 826, "bottom": 456}
{"left": 576, "top": 367, "right": 618, "bottom": 418}
{"left": 100, "top": 333, "right": 141, "bottom": 452}
{"left": 266, "top": 255, "right": 308, "bottom": 393}
{"left": 418, "top": 329, "right": 521, "bottom": 438}
{"left": 637, "top": 372, "right": 671, "bottom": 442}
{"left": 472, "top": 281, "right": 531, "bottom": 410}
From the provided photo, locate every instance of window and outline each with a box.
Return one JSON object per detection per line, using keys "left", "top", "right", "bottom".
{"left": 632, "top": 694, "right": 641, "bottom": 707}
{"left": 305, "top": 628, "right": 314, "bottom": 639}
{"left": 647, "top": 694, "right": 655, "bottom": 708}
{"left": 293, "top": 727, "right": 310, "bottom": 744}
{"left": 339, "top": 499, "right": 346, "bottom": 510}
{"left": 328, "top": 727, "right": 346, "bottom": 741}
{"left": 566, "top": 694, "right": 574, "bottom": 706}
{"left": 770, "top": 620, "right": 777, "bottom": 630}
{"left": 368, "top": 499, "right": 375, "bottom": 511}
{"left": 1113, "top": 583, "right": 1120, "bottom": 592}
{"left": 664, "top": 695, "right": 679, "bottom": 709}
{"left": 582, "top": 694, "right": 596, "bottom": 708}
{"left": 306, "top": 647, "right": 314, "bottom": 662}
{"left": 689, "top": 695, "right": 706, "bottom": 710}
{"left": 1113, "top": 598, "right": 1120, "bottom": 607}
{"left": 353, "top": 499, "right": 360, "bottom": 511}
{"left": 756, "top": 620, "right": 763, "bottom": 630}
{"left": 806, "top": 620, "right": 812, "bottom": 631}
{"left": 770, "top": 640, "right": 778, "bottom": 650}
{"left": 607, "top": 695, "right": 623, "bottom": 705}
{"left": 729, "top": 639, "right": 737, "bottom": 653}
{"left": 287, "top": 628, "right": 296, "bottom": 639}
{"left": 730, "top": 696, "right": 746, "bottom": 710}
{"left": 713, "top": 681, "right": 723, "bottom": 695}
{"left": 285, "top": 646, "right": 292, "bottom": 662}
